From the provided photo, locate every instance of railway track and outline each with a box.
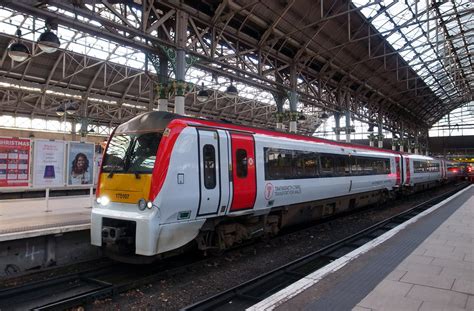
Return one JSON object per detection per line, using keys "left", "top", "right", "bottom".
{"left": 183, "top": 182, "right": 469, "bottom": 311}
{"left": 0, "top": 252, "right": 202, "bottom": 310}
{"left": 0, "top": 183, "right": 468, "bottom": 310}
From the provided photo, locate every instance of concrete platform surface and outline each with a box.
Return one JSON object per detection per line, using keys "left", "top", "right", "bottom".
{"left": 0, "top": 195, "right": 92, "bottom": 241}
{"left": 249, "top": 185, "right": 474, "bottom": 311}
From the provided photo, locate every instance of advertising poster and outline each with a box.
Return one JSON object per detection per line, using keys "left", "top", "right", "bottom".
{"left": 33, "top": 140, "right": 66, "bottom": 187}
{"left": 67, "top": 142, "right": 94, "bottom": 186}
{"left": 0, "top": 137, "right": 30, "bottom": 187}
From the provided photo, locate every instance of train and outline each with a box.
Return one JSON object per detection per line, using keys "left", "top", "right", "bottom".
{"left": 91, "top": 111, "right": 462, "bottom": 262}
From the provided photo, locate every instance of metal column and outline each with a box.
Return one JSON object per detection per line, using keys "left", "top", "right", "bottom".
{"left": 345, "top": 110, "right": 351, "bottom": 143}
{"left": 334, "top": 112, "right": 341, "bottom": 141}
{"left": 174, "top": 11, "right": 187, "bottom": 115}
{"left": 274, "top": 94, "right": 284, "bottom": 130}
{"left": 289, "top": 65, "right": 297, "bottom": 133}
{"left": 399, "top": 124, "right": 404, "bottom": 152}
{"left": 377, "top": 117, "right": 384, "bottom": 148}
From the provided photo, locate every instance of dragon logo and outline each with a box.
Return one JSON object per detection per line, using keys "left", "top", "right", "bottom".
{"left": 264, "top": 182, "right": 274, "bottom": 200}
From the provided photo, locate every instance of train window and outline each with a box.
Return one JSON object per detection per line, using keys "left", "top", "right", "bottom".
{"left": 334, "top": 155, "right": 350, "bottom": 176}
{"left": 427, "top": 162, "right": 440, "bottom": 172}
{"left": 236, "top": 149, "right": 248, "bottom": 178}
{"left": 102, "top": 134, "right": 131, "bottom": 173}
{"left": 203, "top": 144, "right": 216, "bottom": 189}
{"left": 265, "top": 148, "right": 292, "bottom": 180}
{"left": 414, "top": 160, "right": 428, "bottom": 173}
{"left": 264, "top": 148, "right": 319, "bottom": 180}
{"left": 129, "top": 132, "right": 162, "bottom": 172}
{"left": 102, "top": 132, "right": 162, "bottom": 174}
{"left": 320, "top": 155, "right": 334, "bottom": 177}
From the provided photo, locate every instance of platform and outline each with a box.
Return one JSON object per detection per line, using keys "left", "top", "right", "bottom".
{"left": 0, "top": 195, "right": 92, "bottom": 242}
{"left": 249, "top": 185, "right": 474, "bottom": 311}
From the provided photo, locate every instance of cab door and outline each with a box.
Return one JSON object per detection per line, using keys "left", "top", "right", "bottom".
{"left": 230, "top": 132, "right": 256, "bottom": 211}
{"left": 197, "top": 129, "right": 221, "bottom": 216}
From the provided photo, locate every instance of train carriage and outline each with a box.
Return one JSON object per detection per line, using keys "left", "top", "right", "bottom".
{"left": 91, "top": 112, "right": 445, "bottom": 261}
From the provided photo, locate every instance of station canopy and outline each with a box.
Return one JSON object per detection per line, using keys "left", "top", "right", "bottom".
{"left": 0, "top": 0, "right": 472, "bottom": 137}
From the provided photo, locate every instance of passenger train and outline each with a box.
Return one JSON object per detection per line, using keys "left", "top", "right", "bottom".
{"left": 91, "top": 112, "right": 461, "bottom": 261}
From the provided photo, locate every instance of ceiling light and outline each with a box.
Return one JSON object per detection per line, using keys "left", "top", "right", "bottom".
{"left": 38, "top": 31, "right": 61, "bottom": 53}
{"left": 197, "top": 82, "right": 209, "bottom": 102}
{"left": 298, "top": 113, "right": 306, "bottom": 123}
{"left": 8, "top": 42, "right": 30, "bottom": 62}
{"left": 225, "top": 80, "right": 238, "bottom": 99}
{"left": 56, "top": 106, "right": 65, "bottom": 116}
{"left": 8, "top": 28, "right": 30, "bottom": 62}
{"left": 66, "top": 103, "right": 78, "bottom": 115}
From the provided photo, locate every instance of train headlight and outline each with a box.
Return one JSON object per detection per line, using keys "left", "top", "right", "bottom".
{"left": 96, "top": 196, "right": 110, "bottom": 206}
{"left": 147, "top": 201, "right": 153, "bottom": 209}
{"left": 138, "top": 198, "right": 147, "bottom": 211}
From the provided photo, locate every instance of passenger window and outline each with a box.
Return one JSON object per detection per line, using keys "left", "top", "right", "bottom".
{"left": 320, "top": 155, "right": 334, "bottom": 176}
{"left": 203, "top": 145, "right": 216, "bottom": 189}
{"left": 236, "top": 149, "right": 248, "bottom": 178}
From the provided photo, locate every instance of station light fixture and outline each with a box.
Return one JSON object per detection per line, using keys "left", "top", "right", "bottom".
{"left": 8, "top": 29, "right": 30, "bottom": 62}
{"left": 65, "top": 103, "right": 78, "bottom": 115}
{"left": 196, "top": 82, "right": 209, "bottom": 102}
{"left": 56, "top": 106, "right": 65, "bottom": 116}
{"left": 298, "top": 113, "right": 306, "bottom": 123}
{"left": 37, "top": 29, "right": 61, "bottom": 53}
{"left": 225, "top": 79, "right": 238, "bottom": 99}
{"left": 320, "top": 111, "right": 329, "bottom": 119}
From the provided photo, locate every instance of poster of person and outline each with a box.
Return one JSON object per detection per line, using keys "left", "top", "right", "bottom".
{"left": 32, "top": 140, "right": 66, "bottom": 187}
{"left": 0, "top": 137, "right": 30, "bottom": 187}
{"left": 67, "top": 142, "right": 94, "bottom": 186}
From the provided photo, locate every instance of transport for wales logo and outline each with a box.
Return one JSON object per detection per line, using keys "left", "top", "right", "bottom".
{"left": 264, "top": 182, "right": 274, "bottom": 200}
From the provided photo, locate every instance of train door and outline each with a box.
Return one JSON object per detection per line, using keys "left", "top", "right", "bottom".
{"left": 395, "top": 156, "right": 401, "bottom": 186}
{"left": 197, "top": 129, "right": 221, "bottom": 216}
{"left": 230, "top": 132, "right": 256, "bottom": 211}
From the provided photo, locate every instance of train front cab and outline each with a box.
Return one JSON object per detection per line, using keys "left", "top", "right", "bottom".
{"left": 91, "top": 129, "right": 164, "bottom": 257}
{"left": 91, "top": 118, "right": 260, "bottom": 258}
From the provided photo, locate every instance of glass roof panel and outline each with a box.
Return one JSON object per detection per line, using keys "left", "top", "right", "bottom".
{"left": 353, "top": 0, "right": 472, "bottom": 110}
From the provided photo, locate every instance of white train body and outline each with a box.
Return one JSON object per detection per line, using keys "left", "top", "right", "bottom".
{"left": 90, "top": 112, "right": 454, "bottom": 260}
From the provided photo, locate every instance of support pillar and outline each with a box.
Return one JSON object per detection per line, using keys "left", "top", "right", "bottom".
{"left": 289, "top": 65, "right": 298, "bottom": 133}
{"left": 158, "top": 84, "right": 168, "bottom": 112}
{"left": 399, "top": 124, "right": 404, "bottom": 152}
{"left": 275, "top": 95, "right": 284, "bottom": 130}
{"left": 289, "top": 91, "right": 297, "bottom": 133}
{"left": 79, "top": 118, "right": 88, "bottom": 142}
{"left": 174, "top": 11, "right": 187, "bottom": 115}
{"left": 414, "top": 134, "right": 419, "bottom": 154}
{"left": 425, "top": 130, "right": 429, "bottom": 155}
{"left": 369, "top": 134, "right": 375, "bottom": 147}
{"left": 334, "top": 112, "right": 341, "bottom": 141}
{"left": 377, "top": 117, "right": 384, "bottom": 148}
{"left": 345, "top": 110, "right": 351, "bottom": 143}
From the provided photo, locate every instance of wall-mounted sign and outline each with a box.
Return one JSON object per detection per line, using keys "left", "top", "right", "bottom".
{"left": 0, "top": 137, "right": 30, "bottom": 187}
{"left": 33, "top": 140, "right": 66, "bottom": 187}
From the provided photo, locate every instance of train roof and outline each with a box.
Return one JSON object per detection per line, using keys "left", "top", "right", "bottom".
{"left": 116, "top": 111, "right": 404, "bottom": 156}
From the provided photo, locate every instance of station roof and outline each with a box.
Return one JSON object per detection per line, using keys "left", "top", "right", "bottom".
{"left": 0, "top": 0, "right": 472, "bottom": 136}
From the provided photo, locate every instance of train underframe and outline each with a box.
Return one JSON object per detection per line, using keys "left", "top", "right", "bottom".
{"left": 195, "top": 189, "right": 390, "bottom": 254}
